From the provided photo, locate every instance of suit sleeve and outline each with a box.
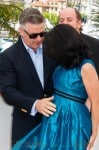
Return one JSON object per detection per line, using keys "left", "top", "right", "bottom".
{"left": 0, "top": 54, "right": 34, "bottom": 114}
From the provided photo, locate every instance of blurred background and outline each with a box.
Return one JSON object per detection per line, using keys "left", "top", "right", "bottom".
{"left": 0, "top": 0, "right": 99, "bottom": 53}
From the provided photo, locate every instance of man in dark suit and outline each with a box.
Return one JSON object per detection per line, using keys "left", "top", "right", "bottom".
{"left": 59, "top": 7, "right": 99, "bottom": 110}
{"left": 0, "top": 8, "right": 56, "bottom": 146}
{"left": 59, "top": 7, "right": 99, "bottom": 74}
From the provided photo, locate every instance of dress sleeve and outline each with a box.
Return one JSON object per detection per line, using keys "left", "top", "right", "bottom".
{"left": 79, "top": 59, "right": 96, "bottom": 71}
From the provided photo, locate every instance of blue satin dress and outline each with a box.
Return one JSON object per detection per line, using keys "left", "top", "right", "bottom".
{"left": 12, "top": 59, "right": 94, "bottom": 150}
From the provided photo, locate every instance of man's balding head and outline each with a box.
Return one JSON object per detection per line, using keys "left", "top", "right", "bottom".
{"left": 59, "top": 7, "right": 82, "bottom": 33}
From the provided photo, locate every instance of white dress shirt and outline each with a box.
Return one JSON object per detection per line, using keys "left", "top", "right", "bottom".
{"left": 22, "top": 39, "right": 44, "bottom": 116}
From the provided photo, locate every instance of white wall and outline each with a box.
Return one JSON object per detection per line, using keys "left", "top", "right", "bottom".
{"left": 0, "top": 95, "right": 13, "bottom": 150}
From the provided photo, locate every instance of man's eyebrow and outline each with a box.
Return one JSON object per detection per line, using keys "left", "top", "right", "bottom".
{"left": 59, "top": 17, "right": 73, "bottom": 19}
{"left": 66, "top": 17, "right": 73, "bottom": 19}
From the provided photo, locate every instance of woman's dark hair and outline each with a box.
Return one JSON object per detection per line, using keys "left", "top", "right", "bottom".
{"left": 43, "top": 24, "right": 92, "bottom": 68}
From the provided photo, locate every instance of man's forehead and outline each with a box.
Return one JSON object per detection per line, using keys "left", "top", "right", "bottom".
{"left": 59, "top": 9, "right": 76, "bottom": 18}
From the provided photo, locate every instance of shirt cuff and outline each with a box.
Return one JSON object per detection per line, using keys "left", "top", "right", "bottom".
{"left": 30, "top": 100, "right": 38, "bottom": 116}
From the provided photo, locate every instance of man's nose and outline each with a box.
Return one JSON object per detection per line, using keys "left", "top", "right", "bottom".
{"left": 36, "top": 35, "right": 43, "bottom": 41}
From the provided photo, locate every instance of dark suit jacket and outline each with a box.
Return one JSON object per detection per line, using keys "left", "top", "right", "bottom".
{"left": 0, "top": 38, "right": 56, "bottom": 145}
{"left": 81, "top": 34, "right": 99, "bottom": 74}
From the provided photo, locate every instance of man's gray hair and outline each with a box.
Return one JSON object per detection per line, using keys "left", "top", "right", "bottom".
{"left": 19, "top": 8, "right": 45, "bottom": 25}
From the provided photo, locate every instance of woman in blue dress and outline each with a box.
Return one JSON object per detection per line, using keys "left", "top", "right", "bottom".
{"left": 12, "top": 24, "right": 99, "bottom": 150}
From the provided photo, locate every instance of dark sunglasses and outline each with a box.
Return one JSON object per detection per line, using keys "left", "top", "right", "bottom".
{"left": 24, "top": 29, "right": 47, "bottom": 39}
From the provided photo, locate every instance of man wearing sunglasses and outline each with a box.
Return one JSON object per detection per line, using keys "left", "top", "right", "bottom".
{"left": 0, "top": 8, "right": 56, "bottom": 146}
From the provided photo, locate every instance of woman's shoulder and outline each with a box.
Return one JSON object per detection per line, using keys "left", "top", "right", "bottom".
{"left": 79, "top": 59, "right": 97, "bottom": 80}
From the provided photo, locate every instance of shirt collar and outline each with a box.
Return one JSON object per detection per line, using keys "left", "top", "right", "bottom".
{"left": 21, "top": 38, "right": 43, "bottom": 54}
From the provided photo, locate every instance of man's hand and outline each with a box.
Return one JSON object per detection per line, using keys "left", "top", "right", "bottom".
{"left": 35, "top": 96, "right": 56, "bottom": 117}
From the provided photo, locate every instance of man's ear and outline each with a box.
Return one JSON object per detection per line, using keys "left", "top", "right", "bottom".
{"left": 18, "top": 27, "right": 23, "bottom": 36}
{"left": 77, "top": 20, "right": 82, "bottom": 33}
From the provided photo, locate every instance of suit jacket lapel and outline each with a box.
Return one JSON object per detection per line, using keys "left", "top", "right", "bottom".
{"left": 43, "top": 53, "right": 51, "bottom": 88}
{"left": 17, "top": 38, "right": 43, "bottom": 88}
